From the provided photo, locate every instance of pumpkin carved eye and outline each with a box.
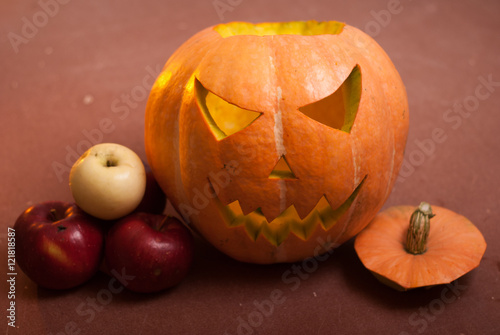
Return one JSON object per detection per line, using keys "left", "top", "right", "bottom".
{"left": 299, "top": 65, "right": 361, "bottom": 133}
{"left": 196, "top": 79, "right": 262, "bottom": 140}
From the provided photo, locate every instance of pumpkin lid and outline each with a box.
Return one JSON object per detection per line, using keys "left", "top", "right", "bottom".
{"left": 354, "top": 203, "right": 487, "bottom": 291}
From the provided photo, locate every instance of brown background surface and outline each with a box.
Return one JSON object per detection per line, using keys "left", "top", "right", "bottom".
{"left": 1, "top": 0, "right": 499, "bottom": 334}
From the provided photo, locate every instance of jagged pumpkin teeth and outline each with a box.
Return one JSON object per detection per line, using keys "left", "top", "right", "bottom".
{"left": 212, "top": 176, "right": 366, "bottom": 246}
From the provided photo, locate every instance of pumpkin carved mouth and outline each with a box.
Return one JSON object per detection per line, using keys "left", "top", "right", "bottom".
{"left": 209, "top": 175, "right": 367, "bottom": 246}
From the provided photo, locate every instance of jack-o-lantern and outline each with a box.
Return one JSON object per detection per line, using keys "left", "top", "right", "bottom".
{"left": 145, "top": 21, "right": 409, "bottom": 264}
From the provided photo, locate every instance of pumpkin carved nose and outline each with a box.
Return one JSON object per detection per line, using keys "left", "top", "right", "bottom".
{"left": 269, "top": 155, "right": 297, "bottom": 179}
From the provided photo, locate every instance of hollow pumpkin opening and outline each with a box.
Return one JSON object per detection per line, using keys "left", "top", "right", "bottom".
{"left": 214, "top": 20, "right": 345, "bottom": 38}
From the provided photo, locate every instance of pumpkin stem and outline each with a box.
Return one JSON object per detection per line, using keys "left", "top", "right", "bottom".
{"left": 405, "top": 202, "right": 435, "bottom": 255}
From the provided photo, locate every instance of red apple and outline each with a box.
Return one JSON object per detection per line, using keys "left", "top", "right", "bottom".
{"left": 13, "top": 201, "right": 104, "bottom": 290}
{"left": 134, "top": 167, "right": 167, "bottom": 215}
{"left": 104, "top": 213, "right": 194, "bottom": 293}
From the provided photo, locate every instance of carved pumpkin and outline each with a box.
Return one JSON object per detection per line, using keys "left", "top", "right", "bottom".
{"left": 145, "top": 20, "right": 409, "bottom": 263}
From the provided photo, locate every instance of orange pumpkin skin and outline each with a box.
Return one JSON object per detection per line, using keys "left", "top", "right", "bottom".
{"left": 145, "top": 21, "right": 409, "bottom": 264}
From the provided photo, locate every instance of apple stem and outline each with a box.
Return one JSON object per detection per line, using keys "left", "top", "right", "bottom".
{"left": 157, "top": 216, "right": 170, "bottom": 232}
{"left": 49, "top": 208, "right": 58, "bottom": 222}
{"left": 405, "top": 202, "right": 435, "bottom": 255}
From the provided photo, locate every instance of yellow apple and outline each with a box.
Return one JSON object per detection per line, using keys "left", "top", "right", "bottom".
{"left": 69, "top": 143, "right": 146, "bottom": 220}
